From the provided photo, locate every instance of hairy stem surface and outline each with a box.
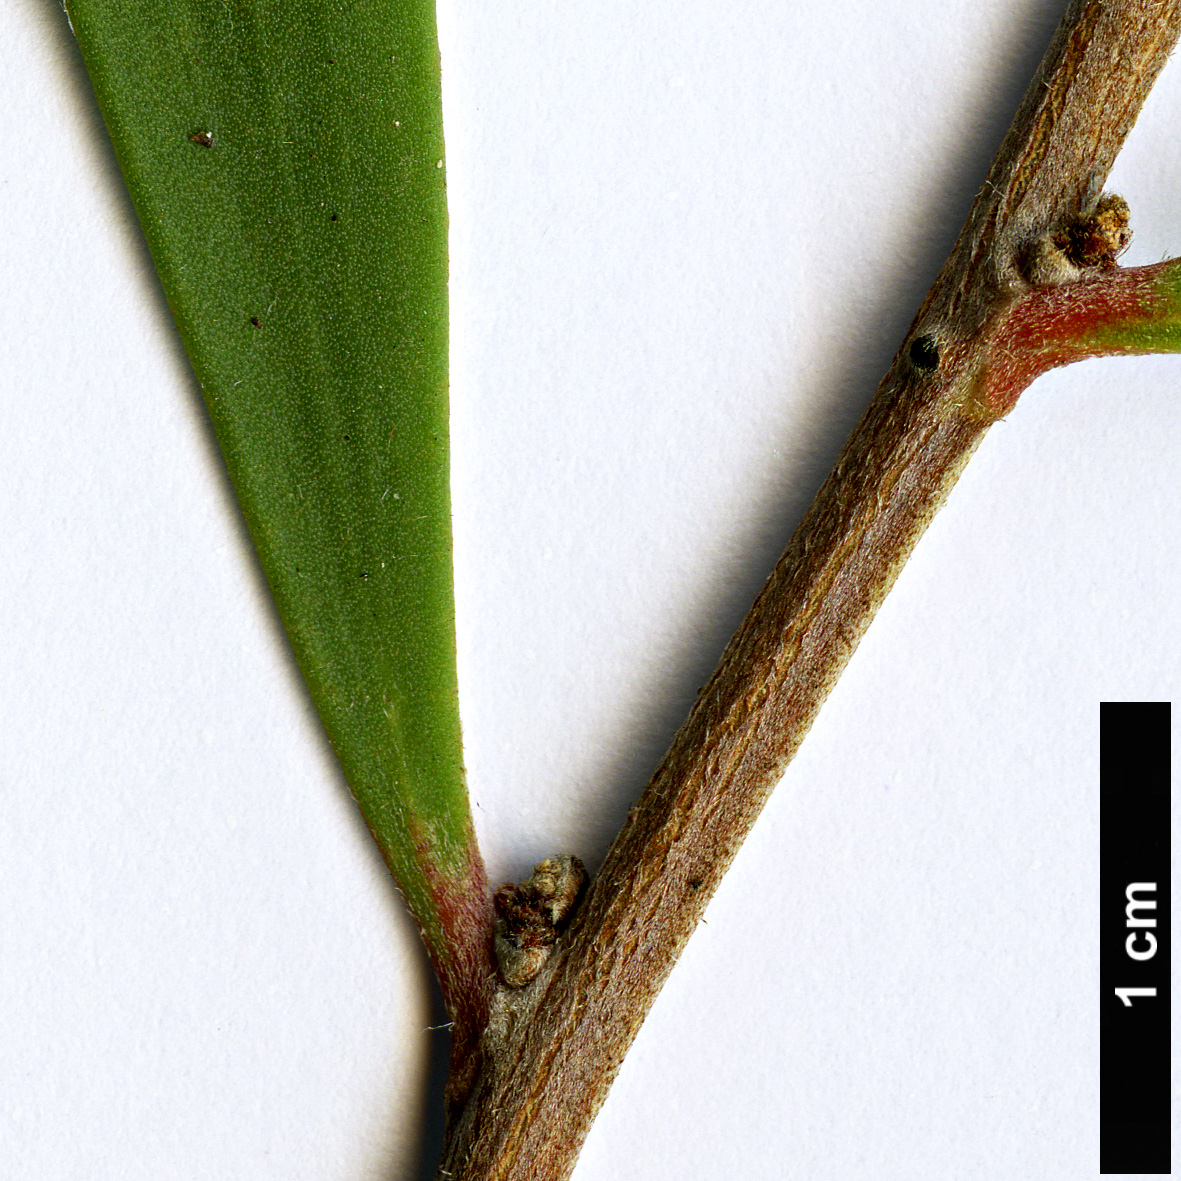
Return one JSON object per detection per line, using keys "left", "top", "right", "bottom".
{"left": 440, "top": 2, "right": 1181, "bottom": 1176}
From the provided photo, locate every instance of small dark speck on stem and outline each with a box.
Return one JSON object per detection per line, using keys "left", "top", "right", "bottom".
{"left": 909, "top": 335, "right": 940, "bottom": 370}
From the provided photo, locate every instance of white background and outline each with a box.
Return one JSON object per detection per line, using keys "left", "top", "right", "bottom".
{"left": 2, "top": 0, "right": 1179, "bottom": 1177}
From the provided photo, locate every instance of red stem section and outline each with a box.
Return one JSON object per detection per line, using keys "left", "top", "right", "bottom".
{"left": 410, "top": 827, "right": 497, "bottom": 1124}
{"left": 982, "top": 259, "right": 1181, "bottom": 413}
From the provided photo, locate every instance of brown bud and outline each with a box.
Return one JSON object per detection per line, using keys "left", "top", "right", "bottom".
{"left": 1022, "top": 193, "right": 1132, "bottom": 288}
{"left": 493, "top": 854, "right": 589, "bottom": 988}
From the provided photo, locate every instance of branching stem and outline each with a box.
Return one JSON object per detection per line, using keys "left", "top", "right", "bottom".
{"left": 440, "top": 2, "right": 1181, "bottom": 1176}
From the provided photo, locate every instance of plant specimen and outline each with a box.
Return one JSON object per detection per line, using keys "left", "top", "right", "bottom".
{"left": 4, "top": 0, "right": 1180, "bottom": 1177}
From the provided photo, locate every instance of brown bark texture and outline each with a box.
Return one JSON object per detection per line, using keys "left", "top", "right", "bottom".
{"left": 438, "top": 3, "right": 1181, "bottom": 1177}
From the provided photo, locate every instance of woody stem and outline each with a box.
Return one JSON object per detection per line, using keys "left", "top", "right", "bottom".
{"left": 438, "top": 2, "right": 1181, "bottom": 1178}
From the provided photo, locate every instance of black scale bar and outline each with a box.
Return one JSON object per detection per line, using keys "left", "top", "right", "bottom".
{"left": 1101, "top": 701, "right": 1171, "bottom": 1175}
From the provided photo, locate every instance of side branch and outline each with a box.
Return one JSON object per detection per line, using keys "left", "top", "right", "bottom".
{"left": 440, "top": 2, "right": 1181, "bottom": 1177}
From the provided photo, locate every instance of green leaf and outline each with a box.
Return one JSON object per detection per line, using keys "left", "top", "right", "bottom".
{"left": 66, "top": 0, "right": 487, "bottom": 981}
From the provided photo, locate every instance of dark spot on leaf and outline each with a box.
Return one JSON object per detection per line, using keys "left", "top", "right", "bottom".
{"left": 344, "top": 435, "right": 350, "bottom": 441}
{"left": 250, "top": 317, "right": 262, "bottom": 327}
{"left": 189, "top": 131, "right": 215, "bottom": 148}
{"left": 331, "top": 213, "right": 338, "bottom": 221}
{"left": 909, "top": 335, "right": 939, "bottom": 371}
{"left": 360, "top": 571, "right": 369, "bottom": 580}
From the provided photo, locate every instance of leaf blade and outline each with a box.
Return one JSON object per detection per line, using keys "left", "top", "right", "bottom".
{"left": 67, "top": 0, "right": 488, "bottom": 976}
